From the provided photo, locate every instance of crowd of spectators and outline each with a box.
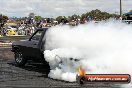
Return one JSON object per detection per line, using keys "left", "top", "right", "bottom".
{"left": 0, "top": 15, "right": 131, "bottom": 37}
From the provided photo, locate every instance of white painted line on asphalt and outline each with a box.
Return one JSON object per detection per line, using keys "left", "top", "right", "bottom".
{"left": 0, "top": 43, "right": 12, "bottom": 47}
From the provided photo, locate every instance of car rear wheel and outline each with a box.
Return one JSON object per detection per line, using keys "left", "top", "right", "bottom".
{"left": 76, "top": 75, "right": 86, "bottom": 85}
{"left": 15, "top": 51, "right": 27, "bottom": 66}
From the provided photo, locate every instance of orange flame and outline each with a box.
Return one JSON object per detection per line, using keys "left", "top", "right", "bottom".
{"left": 78, "top": 66, "right": 86, "bottom": 76}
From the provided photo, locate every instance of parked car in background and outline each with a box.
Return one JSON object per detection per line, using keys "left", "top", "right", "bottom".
{"left": 6, "top": 26, "right": 18, "bottom": 36}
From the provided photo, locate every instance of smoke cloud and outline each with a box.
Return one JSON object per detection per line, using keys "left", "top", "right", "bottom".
{"left": 43, "top": 20, "right": 132, "bottom": 87}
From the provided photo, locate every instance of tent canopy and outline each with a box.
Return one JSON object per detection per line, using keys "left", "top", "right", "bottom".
{"left": 124, "top": 12, "right": 132, "bottom": 15}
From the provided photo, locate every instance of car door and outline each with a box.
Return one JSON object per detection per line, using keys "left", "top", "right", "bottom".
{"left": 23, "top": 30, "right": 44, "bottom": 59}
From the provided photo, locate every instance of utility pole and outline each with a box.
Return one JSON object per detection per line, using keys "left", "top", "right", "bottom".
{"left": 120, "top": 0, "right": 122, "bottom": 16}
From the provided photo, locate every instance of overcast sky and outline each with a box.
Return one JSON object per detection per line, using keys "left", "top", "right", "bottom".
{"left": 0, "top": 0, "right": 132, "bottom": 17}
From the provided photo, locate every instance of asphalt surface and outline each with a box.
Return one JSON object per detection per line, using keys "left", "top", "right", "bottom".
{"left": 0, "top": 36, "right": 125, "bottom": 88}
{"left": 0, "top": 49, "right": 124, "bottom": 88}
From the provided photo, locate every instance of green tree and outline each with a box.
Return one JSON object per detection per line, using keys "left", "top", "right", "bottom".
{"left": 56, "top": 16, "right": 67, "bottom": 23}
{"left": 34, "top": 16, "right": 42, "bottom": 22}
{"left": 69, "top": 14, "right": 80, "bottom": 21}
{"left": 0, "top": 14, "right": 8, "bottom": 23}
{"left": 81, "top": 9, "right": 118, "bottom": 21}
{"left": 81, "top": 13, "right": 86, "bottom": 21}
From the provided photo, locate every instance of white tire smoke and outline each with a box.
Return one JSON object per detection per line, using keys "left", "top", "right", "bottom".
{"left": 43, "top": 21, "right": 132, "bottom": 87}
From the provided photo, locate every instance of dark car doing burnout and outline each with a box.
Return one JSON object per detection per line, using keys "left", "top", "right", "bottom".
{"left": 11, "top": 28, "right": 49, "bottom": 67}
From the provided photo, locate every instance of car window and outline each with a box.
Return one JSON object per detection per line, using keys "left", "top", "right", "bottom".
{"left": 31, "top": 30, "right": 43, "bottom": 41}
{"left": 11, "top": 26, "right": 17, "bottom": 28}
